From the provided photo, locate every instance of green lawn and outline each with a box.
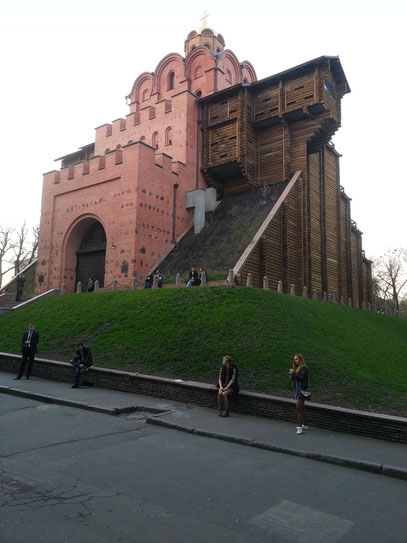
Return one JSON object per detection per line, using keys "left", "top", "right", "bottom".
{"left": 1, "top": 287, "right": 406, "bottom": 416}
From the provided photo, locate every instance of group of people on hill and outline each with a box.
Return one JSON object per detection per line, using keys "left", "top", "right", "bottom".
{"left": 13, "top": 321, "right": 309, "bottom": 434}
{"left": 142, "top": 266, "right": 207, "bottom": 288}
{"left": 186, "top": 266, "right": 207, "bottom": 287}
{"left": 143, "top": 269, "right": 163, "bottom": 289}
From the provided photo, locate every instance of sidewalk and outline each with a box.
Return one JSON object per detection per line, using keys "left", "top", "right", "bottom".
{"left": 1, "top": 370, "right": 406, "bottom": 481}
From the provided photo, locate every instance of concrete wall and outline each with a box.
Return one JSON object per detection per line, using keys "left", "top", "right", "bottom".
{"left": 1, "top": 352, "right": 406, "bottom": 444}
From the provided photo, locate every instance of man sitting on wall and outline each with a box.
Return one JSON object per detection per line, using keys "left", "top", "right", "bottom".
{"left": 70, "top": 342, "right": 93, "bottom": 388}
{"left": 186, "top": 267, "right": 199, "bottom": 287}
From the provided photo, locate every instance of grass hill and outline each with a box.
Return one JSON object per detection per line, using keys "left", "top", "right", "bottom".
{"left": 0, "top": 287, "right": 406, "bottom": 416}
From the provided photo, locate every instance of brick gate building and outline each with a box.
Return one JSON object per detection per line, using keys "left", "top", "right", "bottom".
{"left": 36, "top": 24, "right": 372, "bottom": 305}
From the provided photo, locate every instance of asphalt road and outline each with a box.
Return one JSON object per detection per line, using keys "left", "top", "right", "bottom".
{"left": 1, "top": 394, "right": 406, "bottom": 543}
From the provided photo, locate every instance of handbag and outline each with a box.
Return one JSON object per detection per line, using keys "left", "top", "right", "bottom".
{"left": 300, "top": 390, "right": 312, "bottom": 400}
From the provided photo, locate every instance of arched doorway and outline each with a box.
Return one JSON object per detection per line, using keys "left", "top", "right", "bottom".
{"left": 75, "top": 222, "right": 106, "bottom": 292}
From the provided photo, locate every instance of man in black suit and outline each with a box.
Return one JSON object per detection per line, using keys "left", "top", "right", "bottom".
{"left": 15, "top": 323, "right": 39, "bottom": 380}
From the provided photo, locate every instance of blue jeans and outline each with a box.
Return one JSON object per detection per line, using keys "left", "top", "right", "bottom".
{"left": 70, "top": 360, "right": 85, "bottom": 386}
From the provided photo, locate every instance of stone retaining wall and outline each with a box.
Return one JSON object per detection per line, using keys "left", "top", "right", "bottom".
{"left": 1, "top": 352, "right": 406, "bottom": 444}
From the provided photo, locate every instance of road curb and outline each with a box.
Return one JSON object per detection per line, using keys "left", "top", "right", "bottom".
{"left": 0, "top": 385, "right": 118, "bottom": 415}
{"left": 146, "top": 416, "right": 407, "bottom": 481}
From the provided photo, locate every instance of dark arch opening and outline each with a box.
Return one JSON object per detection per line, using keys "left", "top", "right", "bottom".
{"left": 75, "top": 222, "right": 106, "bottom": 292}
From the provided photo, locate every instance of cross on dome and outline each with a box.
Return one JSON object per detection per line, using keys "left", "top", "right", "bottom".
{"left": 200, "top": 10, "right": 209, "bottom": 30}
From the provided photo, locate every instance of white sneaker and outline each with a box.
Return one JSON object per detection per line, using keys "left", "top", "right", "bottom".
{"left": 302, "top": 425, "right": 308, "bottom": 431}
{"left": 296, "top": 426, "right": 303, "bottom": 435}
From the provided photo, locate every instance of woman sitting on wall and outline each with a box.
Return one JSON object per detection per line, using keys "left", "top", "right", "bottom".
{"left": 217, "top": 355, "right": 239, "bottom": 417}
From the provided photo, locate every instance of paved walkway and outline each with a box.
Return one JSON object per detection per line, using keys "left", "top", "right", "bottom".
{"left": 1, "top": 370, "right": 406, "bottom": 481}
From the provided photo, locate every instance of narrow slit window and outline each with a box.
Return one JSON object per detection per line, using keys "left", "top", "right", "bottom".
{"left": 168, "top": 71, "right": 175, "bottom": 91}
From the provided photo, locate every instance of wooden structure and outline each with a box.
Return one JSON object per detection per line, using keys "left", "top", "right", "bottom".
{"left": 200, "top": 56, "right": 372, "bottom": 304}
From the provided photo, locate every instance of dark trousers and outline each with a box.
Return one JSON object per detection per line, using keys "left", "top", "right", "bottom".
{"left": 16, "top": 349, "right": 35, "bottom": 378}
{"left": 70, "top": 360, "right": 83, "bottom": 386}
{"left": 16, "top": 288, "right": 24, "bottom": 302}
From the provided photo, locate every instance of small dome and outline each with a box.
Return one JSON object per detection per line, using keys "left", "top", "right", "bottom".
{"left": 201, "top": 28, "right": 216, "bottom": 37}
{"left": 184, "top": 26, "right": 225, "bottom": 57}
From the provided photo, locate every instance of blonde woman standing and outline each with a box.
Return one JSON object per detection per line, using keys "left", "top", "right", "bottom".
{"left": 289, "top": 354, "right": 309, "bottom": 434}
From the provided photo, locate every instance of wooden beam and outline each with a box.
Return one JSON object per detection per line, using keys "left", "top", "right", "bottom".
{"left": 232, "top": 170, "right": 302, "bottom": 276}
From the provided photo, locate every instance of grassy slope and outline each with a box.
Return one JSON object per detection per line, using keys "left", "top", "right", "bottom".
{"left": 1, "top": 287, "right": 406, "bottom": 415}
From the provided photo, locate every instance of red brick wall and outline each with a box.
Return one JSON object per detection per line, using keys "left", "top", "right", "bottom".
{"left": 36, "top": 143, "right": 189, "bottom": 293}
{"left": 36, "top": 30, "right": 257, "bottom": 294}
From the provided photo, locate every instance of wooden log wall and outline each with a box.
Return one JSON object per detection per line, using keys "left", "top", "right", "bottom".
{"left": 284, "top": 73, "right": 316, "bottom": 114}
{"left": 253, "top": 83, "right": 280, "bottom": 122}
{"left": 324, "top": 146, "right": 340, "bottom": 297}
{"left": 258, "top": 124, "right": 286, "bottom": 183}
{"left": 239, "top": 88, "right": 257, "bottom": 183}
{"left": 265, "top": 208, "right": 284, "bottom": 289}
{"left": 282, "top": 187, "right": 299, "bottom": 292}
{"left": 207, "top": 121, "right": 238, "bottom": 165}
{"left": 363, "top": 258, "right": 373, "bottom": 305}
{"left": 350, "top": 228, "right": 361, "bottom": 303}
{"left": 340, "top": 191, "right": 352, "bottom": 301}
{"left": 201, "top": 58, "right": 372, "bottom": 301}
{"left": 308, "top": 152, "right": 324, "bottom": 297}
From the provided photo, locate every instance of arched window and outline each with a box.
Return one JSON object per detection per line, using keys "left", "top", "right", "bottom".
{"left": 165, "top": 127, "right": 173, "bottom": 146}
{"left": 116, "top": 144, "right": 121, "bottom": 150}
{"left": 152, "top": 132, "right": 159, "bottom": 149}
{"left": 168, "top": 71, "right": 175, "bottom": 90}
{"left": 142, "top": 89, "right": 149, "bottom": 101}
{"left": 226, "top": 69, "right": 232, "bottom": 84}
{"left": 140, "top": 136, "right": 146, "bottom": 142}
{"left": 195, "top": 89, "right": 202, "bottom": 98}
{"left": 194, "top": 65, "right": 203, "bottom": 79}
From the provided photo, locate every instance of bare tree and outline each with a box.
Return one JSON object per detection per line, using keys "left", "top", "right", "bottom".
{"left": 373, "top": 248, "right": 407, "bottom": 311}
{"left": 0, "top": 225, "right": 15, "bottom": 288}
{"left": 10, "top": 222, "right": 39, "bottom": 275}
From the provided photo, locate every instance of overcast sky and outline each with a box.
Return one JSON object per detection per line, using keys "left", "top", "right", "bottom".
{"left": 1, "top": 0, "right": 406, "bottom": 262}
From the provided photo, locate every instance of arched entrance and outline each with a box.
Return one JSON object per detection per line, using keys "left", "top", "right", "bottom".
{"left": 75, "top": 222, "right": 106, "bottom": 291}
{"left": 63, "top": 217, "right": 107, "bottom": 293}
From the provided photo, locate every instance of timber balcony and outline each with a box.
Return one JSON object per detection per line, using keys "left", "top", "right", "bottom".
{"left": 201, "top": 56, "right": 349, "bottom": 193}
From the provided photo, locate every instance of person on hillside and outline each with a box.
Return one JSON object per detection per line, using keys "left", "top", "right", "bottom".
{"left": 289, "top": 353, "right": 309, "bottom": 434}
{"left": 155, "top": 269, "right": 163, "bottom": 288}
{"left": 199, "top": 267, "right": 207, "bottom": 286}
{"left": 15, "top": 323, "right": 39, "bottom": 380}
{"left": 217, "top": 355, "right": 239, "bottom": 417}
{"left": 186, "top": 267, "right": 198, "bottom": 287}
{"left": 15, "top": 274, "right": 25, "bottom": 302}
{"left": 143, "top": 273, "right": 153, "bottom": 289}
{"left": 70, "top": 342, "right": 93, "bottom": 388}
{"left": 87, "top": 277, "right": 95, "bottom": 292}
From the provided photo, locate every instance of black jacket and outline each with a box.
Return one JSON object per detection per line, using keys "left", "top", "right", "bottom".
{"left": 79, "top": 346, "right": 93, "bottom": 367}
{"left": 218, "top": 363, "right": 239, "bottom": 392}
{"left": 21, "top": 331, "right": 39, "bottom": 353}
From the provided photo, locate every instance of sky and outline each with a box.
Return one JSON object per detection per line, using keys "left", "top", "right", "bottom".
{"left": 0, "top": 0, "right": 406, "bottom": 264}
